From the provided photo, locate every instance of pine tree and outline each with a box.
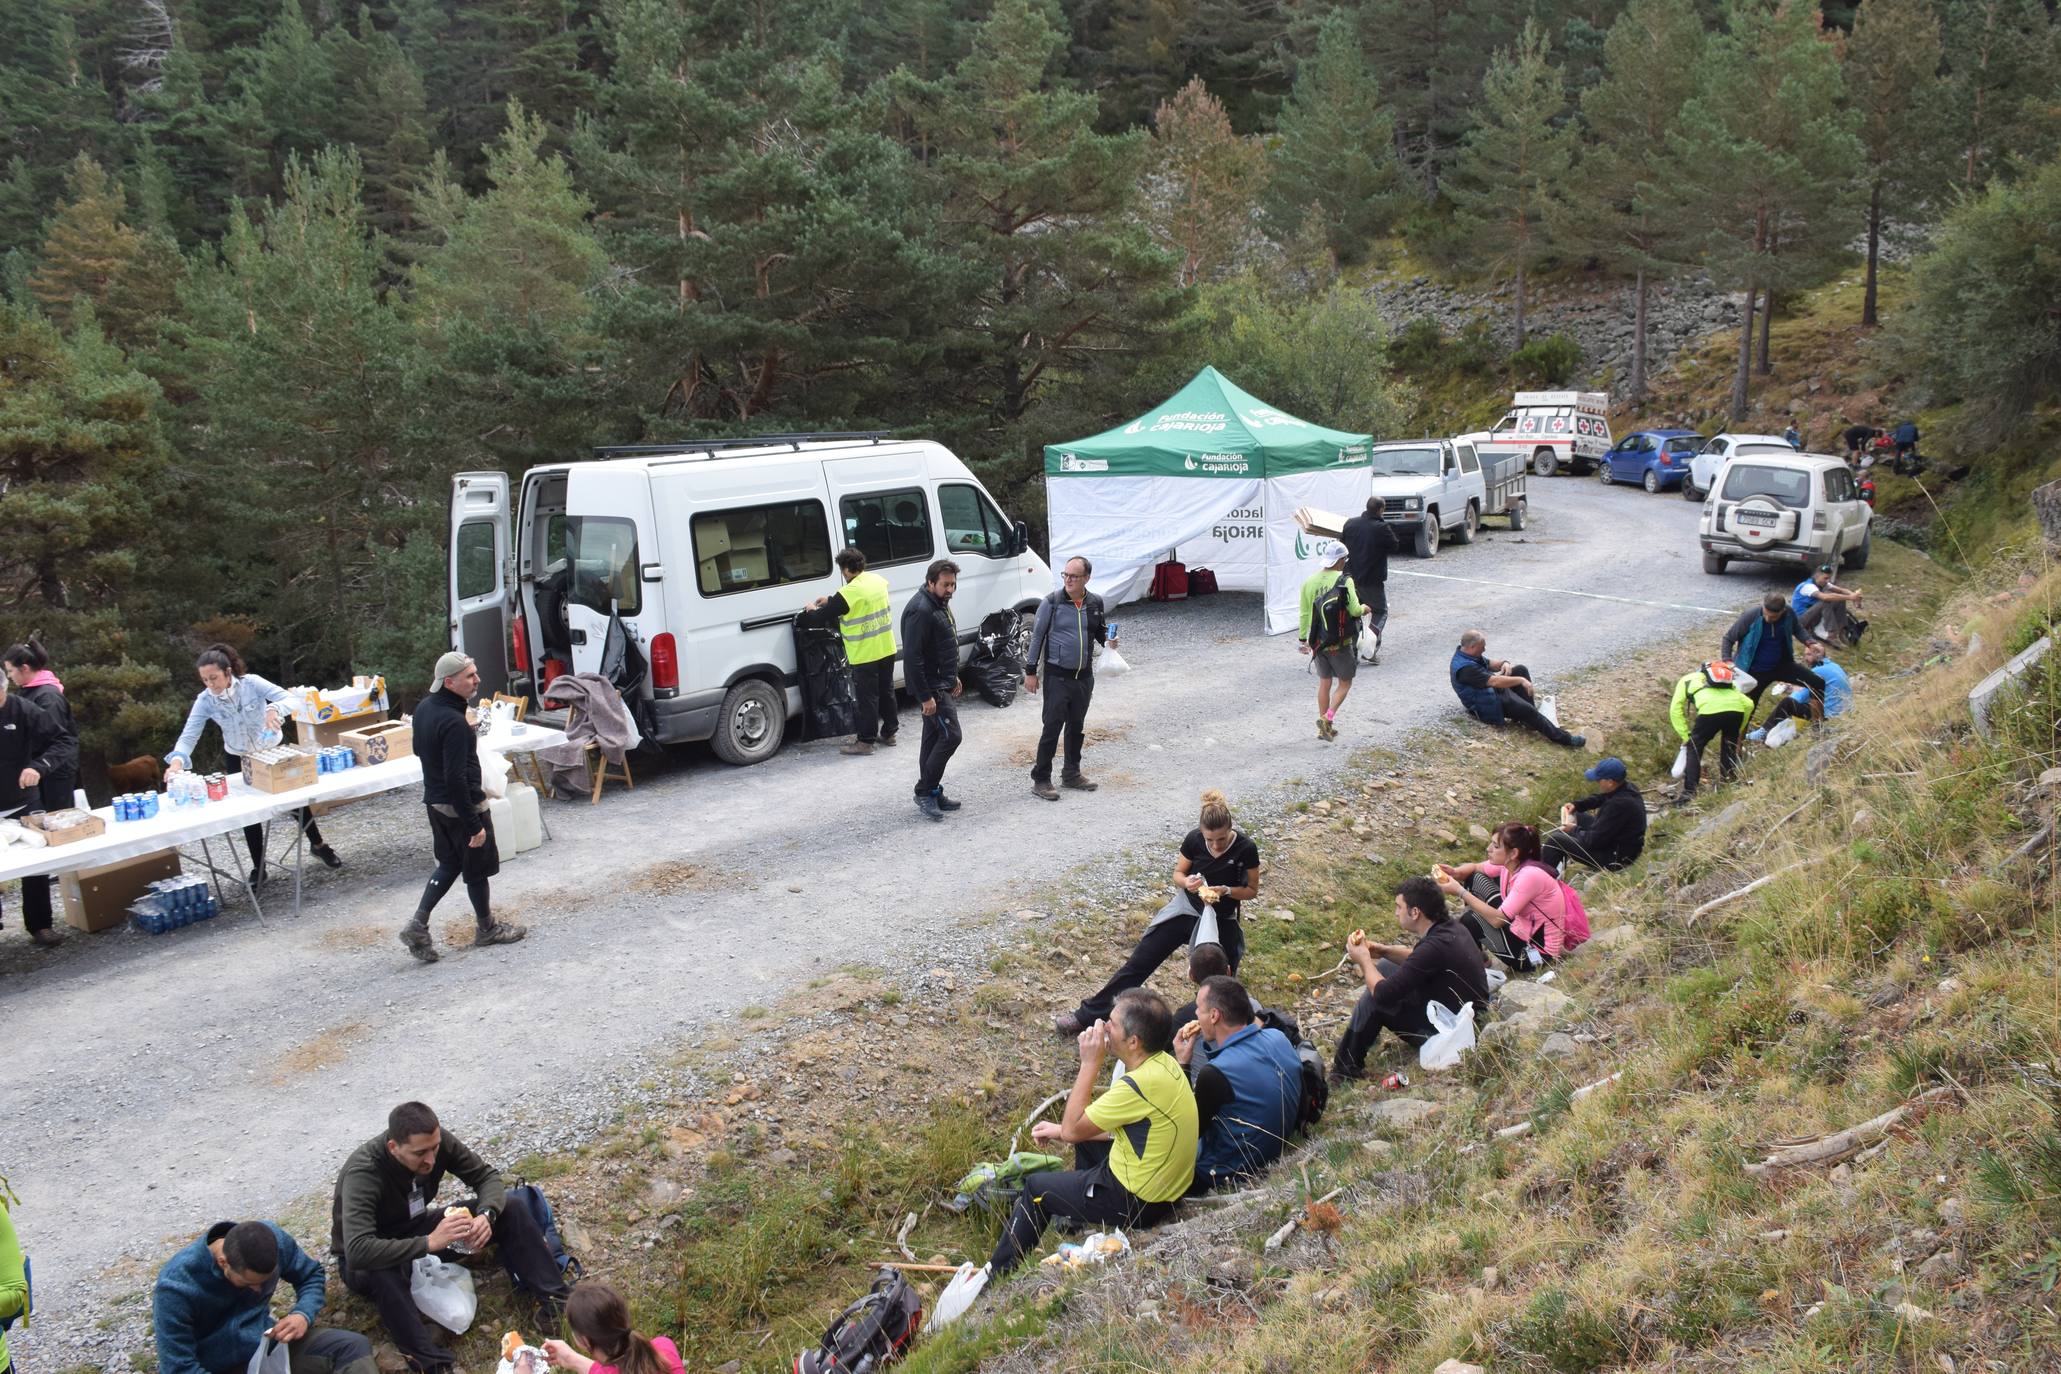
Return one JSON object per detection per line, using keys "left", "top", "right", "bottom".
{"left": 1267, "top": 12, "right": 1408, "bottom": 266}
{"left": 1554, "top": 0, "right": 1705, "bottom": 396}
{"left": 1447, "top": 19, "right": 1573, "bottom": 347}
{"left": 27, "top": 154, "right": 179, "bottom": 350}
{"left": 1845, "top": 0, "right": 1947, "bottom": 325}
{"left": 0, "top": 0, "right": 121, "bottom": 253}
{"left": 1360, "top": 0, "right": 1513, "bottom": 189}
{"left": 1149, "top": 78, "right": 1266, "bottom": 286}
{"left": 1940, "top": 0, "right": 2057, "bottom": 188}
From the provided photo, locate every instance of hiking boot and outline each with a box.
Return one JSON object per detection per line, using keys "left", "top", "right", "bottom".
{"left": 527, "top": 1295, "right": 565, "bottom": 1340}
{"left": 29, "top": 926, "right": 63, "bottom": 947}
{"left": 1326, "top": 1067, "right": 1363, "bottom": 1089}
{"left": 1060, "top": 775, "right": 1098, "bottom": 792}
{"left": 1053, "top": 1012, "right": 1085, "bottom": 1037}
{"left": 1565, "top": 733, "right": 1587, "bottom": 749}
{"left": 840, "top": 740, "right": 876, "bottom": 756}
{"left": 1317, "top": 717, "right": 1335, "bottom": 741}
{"left": 1032, "top": 779, "right": 1060, "bottom": 801}
{"left": 399, "top": 922, "right": 439, "bottom": 964}
{"left": 915, "top": 791, "right": 945, "bottom": 822}
{"left": 312, "top": 844, "right": 343, "bottom": 869}
{"left": 880, "top": 733, "right": 899, "bottom": 747}
{"left": 935, "top": 790, "right": 962, "bottom": 812}
{"left": 475, "top": 922, "right": 528, "bottom": 947}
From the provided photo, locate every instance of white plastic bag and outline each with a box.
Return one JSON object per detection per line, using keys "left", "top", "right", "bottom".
{"left": 1418, "top": 999, "right": 1477, "bottom": 1071}
{"left": 410, "top": 1255, "right": 477, "bottom": 1334}
{"left": 928, "top": 1262, "right": 990, "bottom": 1330}
{"left": 1764, "top": 717, "right": 1799, "bottom": 749}
{"left": 1537, "top": 694, "right": 1559, "bottom": 726}
{"left": 246, "top": 1338, "right": 291, "bottom": 1374}
{"left": 1097, "top": 645, "right": 1131, "bottom": 676}
{"left": 477, "top": 746, "right": 510, "bottom": 801}
{"left": 1671, "top": 744, "right": 1690, "bottom": 779}
{"left": 1191, "top": 901, "right": 1222, "bottom": 950}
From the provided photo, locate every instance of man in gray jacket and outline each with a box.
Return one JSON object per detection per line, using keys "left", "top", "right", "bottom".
{"left": 1025, "top": 556, "right": 1117, "bottom": 801}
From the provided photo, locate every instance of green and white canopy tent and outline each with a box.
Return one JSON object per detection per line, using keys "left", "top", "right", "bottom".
{"left": 1044, "top": 367, "right": 1372, "bottom": 634}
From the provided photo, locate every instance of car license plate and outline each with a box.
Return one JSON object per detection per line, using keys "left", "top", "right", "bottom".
{"left": 1736, "top": 511, "right": 1775, "bottom": 527}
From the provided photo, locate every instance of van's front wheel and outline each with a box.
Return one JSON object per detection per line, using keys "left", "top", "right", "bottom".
{"left": 711, "top": 678, "right": 785, "bottom": 765}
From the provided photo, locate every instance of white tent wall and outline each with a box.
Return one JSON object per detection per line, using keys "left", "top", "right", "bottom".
{"left": 1045, "top": 474, "right": 1265, "bottom": 606}
{"left": 1262, "top": 467, "right": 1377, "bottom": 635}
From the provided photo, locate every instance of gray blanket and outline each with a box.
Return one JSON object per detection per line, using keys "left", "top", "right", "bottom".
{"left": 539, "top": 673, "right": 634, "bottom": 796}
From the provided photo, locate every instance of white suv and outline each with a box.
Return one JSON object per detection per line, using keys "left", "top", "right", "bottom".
{"left": 1683, "top": 432, "right": 1797, "bottom": 501}
{"left": 1698, "top": 451, "right": 1872, "bottom": 575}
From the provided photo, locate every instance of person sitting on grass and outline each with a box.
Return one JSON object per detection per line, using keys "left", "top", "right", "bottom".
{"left": 1751, "top": 640, "right": 1852, "bottom": 741}
{"left": 1435, "top": 824, "right": 1571, "bottom": 972}
{"left": 1329, "top": 876, "right": 1490, "bottom": 1084}
{"left": 1791, "top": 565, "right": 1866, "bottom": 647}
{"left": 989, "top": 989, "right": 1196, "bottom": 1277}
{"left": 1449, "top": 630, "right": 1585, "bottom": 749}
{"left": 1543, "top": 758, "right": 1646, "bottom": 873}
{"left": 1174, "top": 975, "right": 1302, "bottom": 1192}
{"left": 1172, "top": 941, "right": 1232, "bottom": 1026}
{"left": 153, "top": 1220, "right": 375, "bottom": 1374}
{"left": 542, "top": 1281, "right": 685, "bottom": 1374}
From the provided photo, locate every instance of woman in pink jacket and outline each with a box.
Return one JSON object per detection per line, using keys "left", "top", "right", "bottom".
{"left": 542, "top": 1282, "right": 684, "bottom": 1374}
{"left": 1434, "top": 822, "right": 1569, "bottom": 971}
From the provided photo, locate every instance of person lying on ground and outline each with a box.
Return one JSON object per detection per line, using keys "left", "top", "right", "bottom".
{"left": 1436, "top": 824, "right": 1571, "bottom": 972}
{"left": 1721, "top": 591, "right": 1826, "bottom": 726}
{"left": 541, "top": 1281, "right": 685, "bottom": 1374}
{"left": 989, "top": 989, "right": 1196, "bottom": 1277}
{"left": 1174, "top": 975, "right": 1302, "bottom": 1192}
{"left": 1055, "top": 789, "right": 1260, "bottom": 1035}
{"left": 1330, "top": 876, "right": 1491, "bottom": 1084}
{"left": 1449, "top": 630, "right": 1585, "bottom": 748}
{"left": 1171, "top": 940, "right": 1232, "bottom": 1026}
{"left": 1670, "top": 660, "right": 1755, "bottom": 803}
{"left": 332, "top": 1101, "right": 571, "bottom": 1374}
{"left": 153, "top": 1219, "right": 375, "bottom": 1374}
{"left": 1544, "top": 757, "right": 1646, "bottom": 873}
{"left": 1751, "top": 640, "right": 1851, "bottom": 740}
{"left": 1791, "top": 565, "right": 1866, "bottom": 646}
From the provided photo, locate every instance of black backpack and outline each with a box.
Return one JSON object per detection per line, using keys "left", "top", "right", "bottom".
{"left": 1256, "top": 1008, "right": 1329, "bottom": 1134}
{"left": 1310, "top": 575, "right": 1357, "bottom": 651}
{"left": 796, "top": 1268, "right": 924, "bottom": 1374}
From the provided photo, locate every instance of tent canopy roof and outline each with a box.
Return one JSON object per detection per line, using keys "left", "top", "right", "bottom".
{"left": 1044, "top": 366, "right": 1371, "bottom": 479}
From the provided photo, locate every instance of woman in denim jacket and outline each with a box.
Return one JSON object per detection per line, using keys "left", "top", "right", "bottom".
{"left": 165, "top": 643, "right": 342, "bottom": 881}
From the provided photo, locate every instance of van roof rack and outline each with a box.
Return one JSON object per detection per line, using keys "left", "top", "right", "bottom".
{"left": 592, "top": 432, "right": 893, "bottom": 460}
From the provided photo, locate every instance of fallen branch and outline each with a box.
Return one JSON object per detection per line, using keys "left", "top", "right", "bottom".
{"left": 1752, "top": 795, "right": 1820, "bottom": 853}
{"left": 1263, "top": 1187, "right": 1344, "bottom": 1251}
{"left": 1744, "top": 1085, "right": 1959, "bottom": 1178}
{"left": 868, "top": 1261, "right": 964, "bottom": 1274}
{"left": 1008, "top": 1090, "right": 1068, "bottom": 1156}
{"left": 2007, "top": 824, "right": 2054, "bottom": 865}
{"left": 1687, "top": 861, "right": 1809, "bottom": 926}
{"left": 1462, "top": 1072, "right": 1622, "bottom": 1155}
{"left": 893, "top": 1207, "right": 926, "bottom": 1262}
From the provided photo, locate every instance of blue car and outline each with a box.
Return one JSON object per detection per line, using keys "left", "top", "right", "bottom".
{"left": 1599, "top": 428, "right": 1704, "bottom": 493}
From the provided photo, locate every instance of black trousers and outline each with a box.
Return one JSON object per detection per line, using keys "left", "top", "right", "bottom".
{"left": 1762, "top": 695, "right": 1812, "bottom": 729}
{"left": 1364, "top": 582, "right": 1389, "bottom": 639}
{"left": 1682, "top": 711, "right": 1747, "bottom": 797}
{"left": 1482, "top": 665, "right": 1574, "bottom": 745}
{"left": 1331, "top": 962, "right": 1423, "bottom": 1077}
{"left": 851, "top": 658, "right": 898, "bottom": 744}
{"left": 12, "top": 872, "right": 54, "bottom": 933}
{"left": 340, "top": 1194, "right": 568, "bottom": 1373}
{"left": 986, "top": 1140, "right": 1173, "bottom": 1276}
{"left": 1746, "top": 663, "right": 1825, "bottom": 721}
{"left": 224, "top": 751, "right": 326, "bottom": 870}
{"left": 1073, "top": 896, "right": 1245, "bottom": 1024}
{"left": 1031, "top": 670, "right": 1094, "bottom": 782}
{"left": 207, "top": 1328, "right": 377, "bottom": 1374}
{"left": 1542, "top": 828, "right": 1632, "bottom": 873}
{"left": 914, "top": 693, "right": 961, "bottom": 795}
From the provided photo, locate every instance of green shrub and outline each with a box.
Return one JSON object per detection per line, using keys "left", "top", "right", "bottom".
{"left": 1502, "top": 1287, "right": 1631, "bottom": 1373}
{"left": 1390, "top": 315, "right": 1447, "bottom": 372}
{"left": 1511, "top": 332, "right": 1583, "bottom": 385}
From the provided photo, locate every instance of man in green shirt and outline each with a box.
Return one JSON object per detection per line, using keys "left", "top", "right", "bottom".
{"left": 987, "top": 989, "right": 1197, "bottom": 1276}
{"left": 1297, "top": 541, "right": 1365, "bottom": 741}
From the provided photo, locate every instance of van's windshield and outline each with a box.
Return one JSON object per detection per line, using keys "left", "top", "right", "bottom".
{"left": 1370, "top": 447, "right": 1440, "bottom": 476}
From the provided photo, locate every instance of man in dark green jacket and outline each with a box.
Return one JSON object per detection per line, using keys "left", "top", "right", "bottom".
{"left": 331, "top": 1102, "right": 569, "bottom": 1373}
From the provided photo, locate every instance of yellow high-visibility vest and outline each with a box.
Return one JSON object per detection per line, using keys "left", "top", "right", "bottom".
{"left": 839, "top": 571, "right": 896, "bottom": 665}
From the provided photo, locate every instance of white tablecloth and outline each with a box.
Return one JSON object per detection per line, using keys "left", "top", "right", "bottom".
{"left": 0, "top": 723, "right": 566, "bottom": 884}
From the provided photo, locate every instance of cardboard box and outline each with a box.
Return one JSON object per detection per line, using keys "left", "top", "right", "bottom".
{"left": 341, "top": 718, "right": 413, "bottom": 765}
{"left": 295, "top": 705, "right": 383, "bottom": 748}
{"left": 722, "top": 549, "right": 770, "bottom": 584}
{"left": 62, "top": 848, "right": 181, "bottom": 932}
{"left": 241, "top": 748, "right": 319, "bottom": 794}
{"left": 22, "top": 809, "right": 106, "bottom": 846}
{"left": 698, "top": 554, "right": 724, "bottom": 594}
{"left": 1294, "top": 506, "right": 1349, "bottom": 538}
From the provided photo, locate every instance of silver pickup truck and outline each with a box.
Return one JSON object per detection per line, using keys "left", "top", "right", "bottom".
{"left": 1369, "top": 437, "right": 1527, "bottom": 557}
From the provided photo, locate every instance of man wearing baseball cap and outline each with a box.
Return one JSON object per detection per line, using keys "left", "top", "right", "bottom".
{"left": 1296, "top": 540, "right": 1365, "bottom": 741}
{"left": 1543, "top": 757, "right": 1647, "bottom": 873}
{"left": 398, "top": 652, "right": 527, "bottom": 963}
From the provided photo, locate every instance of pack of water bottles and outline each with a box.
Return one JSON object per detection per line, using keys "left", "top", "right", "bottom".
{"left": 129, "top": 875, "right": 220, "bottom": 934}
{"left": 112, "top": 791, "right": 162, "bottom": 822}
{"left": 317, "top": 745, "right": 358, "bottom": 774}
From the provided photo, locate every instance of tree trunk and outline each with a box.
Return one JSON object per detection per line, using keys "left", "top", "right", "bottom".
{"left": 1862, "top": 180, "right": 1883, "bottom": 327}
{"left": 1757, "top": 286, "right": 1773, "bottom": 375}
{"left": 1514, "top": 261, "right": 1527, "bottom": 350}
{"left": 1630, "top": 268, "right": 1648, "bottom": 400}
{"left": 1731, "top": 283, "right": 1756, "bottom": 422}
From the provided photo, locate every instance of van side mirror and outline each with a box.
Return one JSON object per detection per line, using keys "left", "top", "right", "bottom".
{"left": 1011, "top": 520, "right": 1031, "bottom": 557}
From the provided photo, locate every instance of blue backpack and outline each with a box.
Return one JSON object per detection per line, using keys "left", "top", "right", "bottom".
{"left": 1, "top": 1255, "right": 27, "bottom": 1331}
{"left": 506, "top": 1185, "right": 579, "bottom": 1290}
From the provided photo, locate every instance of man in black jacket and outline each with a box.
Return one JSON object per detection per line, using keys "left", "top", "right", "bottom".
{"left": 0, "top": 674, "right": 76, "bottom": 946}
{"left": 1339, "top": 497, "right": 1399, "bottom": 656}
{"left": 1330, "top": 876, "right": 1490, "bottom": 1083}
{"left": 1544, "top": 758, "right": 1646, "bottom": 872}
{"left": 333, "top": 1101, "right": 570, "bottom": 1372}
{"left": 899, "top": 559, "right": 964, "bottom": 822}
{"left": 400, "top": 653, "right": 525, "bottom": 963}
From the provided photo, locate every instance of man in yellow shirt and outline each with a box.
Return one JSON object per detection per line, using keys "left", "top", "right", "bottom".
{"left": 987, "top": 989, "right": 1197, "bottom": 1276}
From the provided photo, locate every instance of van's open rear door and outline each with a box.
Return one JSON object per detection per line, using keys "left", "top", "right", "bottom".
{"left": 449, "top": 471, "right": 514, "bottom": 698}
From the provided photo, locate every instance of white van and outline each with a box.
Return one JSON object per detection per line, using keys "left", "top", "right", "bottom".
{"left": 448, "top": 435, "right": 1054, "bottom": 765}
{"left": 1478, "top": 391, "right": 1613, "bottom": 477}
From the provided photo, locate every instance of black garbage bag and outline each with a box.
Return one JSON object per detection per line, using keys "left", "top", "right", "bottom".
{"left": 967, "top": 609, "right": 1026, "bottom": 708}
{"left": 597, "top": 610, "right": 661, "bottom": 745}
{"left": 794, "top": 608, "right": 857, "bottom": 741}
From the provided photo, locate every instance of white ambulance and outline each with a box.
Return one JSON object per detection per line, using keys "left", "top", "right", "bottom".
{"left": 447, "top": 434, "right": 1053, "bottom": 765}
{"left": 1478, "top": 391, "right": 1614, "bottom": 478}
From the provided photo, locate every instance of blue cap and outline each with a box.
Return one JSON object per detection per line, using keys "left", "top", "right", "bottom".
{"left": 1585, "top": 757, "right": 1628, "bottom": 782}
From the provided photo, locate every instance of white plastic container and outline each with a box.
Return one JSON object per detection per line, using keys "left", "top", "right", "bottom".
{"left": 490, "top": 782, "right": 544, "bottom": 855}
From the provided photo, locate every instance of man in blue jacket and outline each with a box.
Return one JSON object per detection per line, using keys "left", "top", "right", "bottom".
{"left": 153, "top": 1220, "right": 373, "bottom": 1374}
{"left": 1449, "top": 630, "right": 1584, "bottom": 748}
{"left": 1174, "top": 975, "right": 1302, "bottom": 1192}
{"left": 899, "top": 559, "right": 964, "bottom": 821}
{"left": 1720, "top": 592, "right": 1826, "bottom": 724}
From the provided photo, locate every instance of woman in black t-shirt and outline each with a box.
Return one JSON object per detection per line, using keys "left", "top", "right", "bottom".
{"left": 1055, "top": 789, "right": 1263, "bottom": 1035}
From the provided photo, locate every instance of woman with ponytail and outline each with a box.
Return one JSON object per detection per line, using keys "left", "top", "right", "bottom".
{"left": 1434, "top": 822, "right": 1569, "bottom": 970}
{"left": 3, "top": 636, "right": 78, "bottom": 945}
{"left": 1054, "top": 788, "right": 1262, "bottom": 1036}
{"left": 542, "top": 1281, "right": 683, "bottom": 1374}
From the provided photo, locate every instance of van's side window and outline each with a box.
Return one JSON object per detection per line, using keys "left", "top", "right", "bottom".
{"left": 839, "top": 489, "right": 934, "bottom": 568}
{"left": 566, "top": 516, "right": 642, "bottom": 617}
{"left": 692, "top": 501, "right": 833, "bottom": 596}
{"left": 1456, "top": 445, "right": 1479, "bottom": 474}
{"left": 938, "top": 484, "right": 1010, "bottom": 558}
{"left": 455, "top": 522, "right": 498, "bottom": 601}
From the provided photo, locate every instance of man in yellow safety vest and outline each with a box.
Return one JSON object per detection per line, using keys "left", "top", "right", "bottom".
{"left": 809, "top": 547, "right": 899, "bottom": 755}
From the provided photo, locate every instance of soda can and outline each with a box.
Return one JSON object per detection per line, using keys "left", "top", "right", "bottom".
{"left": 207, "top": 773, "right": 228, "bottom": 801}
{"left": 1380, "top": 1071, "right": 1410, "bottom": 1091}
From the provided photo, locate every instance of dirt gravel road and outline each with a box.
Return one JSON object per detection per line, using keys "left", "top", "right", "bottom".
{"left": 0, "top": 477, "right": 1785, "bottom": 1366}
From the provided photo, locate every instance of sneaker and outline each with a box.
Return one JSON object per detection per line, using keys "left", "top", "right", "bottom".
{"left": 1565, "top": 733, "right": 1587, "bottom": 749}
{"left": 840, "top": 741, "right": 876, "bottom": 756}
{"left": 1032, "top": 779, "right": 1060, "bottom": 801}
{"left": 1053, "top": 1012, "right": 1085, "bottom": 1037}
{"left": 915, "top": 791, "right": 944, "bottom": 822}
{"left": 475, "top": 922, "right": 528, "bottom": 946}
{"left": 29, "top": 926, "right": 63, "bottom": 947}
{"left": 1317, "top": 718, "right": 1334, "bottom": 741}
{"left": 1747, "top": 727, "right": 1767, "bottom": 743}
{"left": 248, "top": 867, "right": 267, "bottom": 888}
{"left": 399, "top": 923, "right": 439, "bottom": 964}
{"left": 1326, "top": 1067, "right": 1363, "bottom": 1089}
{"left": 312, "top": 844, "right": 343, "bottom": 869}
{"left": 880, "top": 734, "right": 899, "bottom": 747}
{"left": 935, "top": 790, "right": 962, "bottom": 812}
{"left": 1060, "top": 775, "right": 1098, "bottom": 792}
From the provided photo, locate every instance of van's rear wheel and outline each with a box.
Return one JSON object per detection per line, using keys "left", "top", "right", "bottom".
{"left": 711, "top": 678, "right": 785, "bottom": 765}
{"left": 1845, "top": 530, "right": 1871, "bottom": 570}
{"left": 1532, "top": 448, "right": 1558, "bottom": 478}
{"left": 1682, "top": 477, "right": 1702, "bottom": 502}
{"left": 1702, "top": 549, "right": 1729, "bottom": 575}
